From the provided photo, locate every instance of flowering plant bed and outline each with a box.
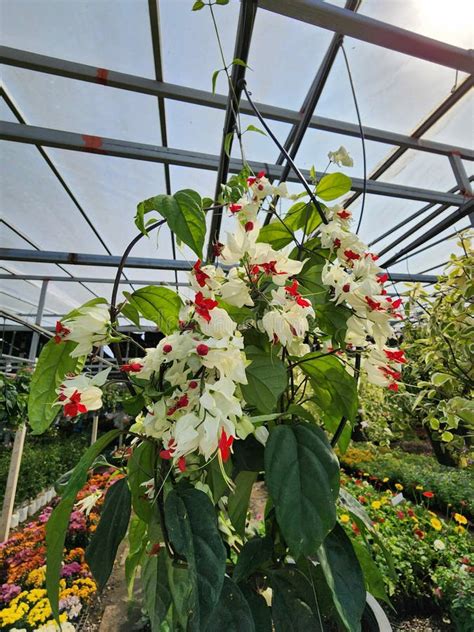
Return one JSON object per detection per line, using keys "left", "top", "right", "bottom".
{"left": 339, "top": 472, "right": 473, "bottom": 631}
{"left": 0, "top": 469, "right": 117, "bottom": 631}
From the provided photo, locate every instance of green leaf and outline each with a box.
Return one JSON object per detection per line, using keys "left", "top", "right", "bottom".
{"left": 205, "top": 577, "right": 255, "bottom": 632}
{"left": 165, "top": 555, "right": 194, "bottom": 630}
{"left": 122, "top": 393, "right": 146, "bottom": 416}
{"left": 62, "top": 297, "right": 108, "bottom": 322}
{"left": 351, "top": 540, "right": 391, "bottom": 606}
{"left": 232, "top": 435, "right": 265, "bottom": 475}
{"left": 245, "top": 124, "right": 266, "bottom": 136}
{"left": 257, "top": 221, "right": 295, "bottom": 250}
{"left": 126, "top": 286, "right": 182, "bottom": 335}
{"left": 241, "top": 346, "right": 287, "bottom": 414}
{"left": 192, "top": 0, "right": 205, "bottom": 10}
{"left": 135, "top": 189, "right": 205, "bottom": 258}
{"left": 270, "top": 567, "right": 323, "bottom": 631}
{"left": 315, "top": 303, "right": 352, "bottom": 348}
{"left": 216, "top": 0, "right": 230, "bottom": 4}
{"left": 228, "top": 471, "right": 258, "bottom": 537}
{"left": 127, "top": 441, "right": 155, "bottom": 522}
{"left": 239, "top": 585, "right": 272, "bottom": 632}
{"left": 143, "top": 551, "right": 172, "bottom": 631}
{"left": 296, "top": 254, "right": 328, "bottom": 307}
{"left": 28, "top": 339, "right": 81, "bottom": 434}
{"left": 165, "top": 487, "right": 226, "bottom": 630}
{"left": 86, "top": 477, "right": 131, "bottom": 590}
{"left": 431, "top": 372, "right": 454, "bottom": 387}
{"left": 265, "top": 424, "right": 340, "bottom": 558}
{"left": 232, "top": 57, "right": 249, "bottom": 68}
{"left": 217, "top": 300, "right": 254, "bottom": 325}
{"left": 125, "top": 515, "right": 148, "bottom": 599}
{"left": 300, "top": 354, "right": 358, "bottom": 422}
{"left": 317, "top": 524, "right": 366, "bottom": 632}
{"left": 285, "top": 201, "right": 323, "bottom": 235}
{"left": 212, "top": 69, "right": 221, "bottom": 94}
{"left": 233, "top": 536, "right": 273, "bottom": 584}
{"left": 121, "top": 302, "right": 141, "bottom": 327}
{"left": 224, "top": 130, "right": 234, "bottom": 157}
{"left": 46, "top": 430, "right": 121, "bottom": 620}
{"left": 316, "top": 173, "right": 352, "bottom": 201}
{"left": 206, "top": 456, "right": 232, "bottom": 502}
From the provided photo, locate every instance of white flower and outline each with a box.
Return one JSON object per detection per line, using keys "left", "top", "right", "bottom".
{"left": 56, "top": 369, "right": 110, "bottom": 417}
{"left": 75, "top": 490, "right": 102, "bottom": 515}
{"left": 202, "top": 335, "right": 248, "bottom": 384}
{"left": 140, "top": 478, "right": 155, "bottom": 500}
{"left": 60, "top": 304, "right": 111, "bottom": 358}
{"left": 433, "top": 539, "right": 445, "bottom": 551}
{"left": 328, "top": 146, "right": 353, "bottom": 167}
{"left": 197, "top": 307, "right": 237, "bottom": 339}
{"left": 190, "top": 260, "right": 225, "bottom": 296}
{"left": 220, "top": 268, "right": 254, "bottom": 308}
{"left": 254, "top": 426, "right": 269, "bottom": 445}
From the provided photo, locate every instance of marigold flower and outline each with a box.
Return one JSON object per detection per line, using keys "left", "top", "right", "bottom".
{"left": 395, "top": 483, "right": 403, "bottom": 491}
{"left": 430, "top": 517, "right": 442, "bottom": 531}
{"left": 415, "top": 485, "right": 423, "bottom": 490}
{"left": 340, "top": 514, "right": 350, "bottom": 524}
{"left": 453, "top": 513, "right": 467, "bottom": 525}
{"left": 371, "top": 501, "right": 381, "bottom": 510}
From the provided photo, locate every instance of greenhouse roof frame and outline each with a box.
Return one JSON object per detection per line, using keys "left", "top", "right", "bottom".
{"left": 0, "top": 0, "right": 473, "bottom": 328}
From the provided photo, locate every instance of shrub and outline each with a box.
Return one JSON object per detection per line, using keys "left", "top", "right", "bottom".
{"left": 340, "top": 444, "right": 474, "bottom": 516}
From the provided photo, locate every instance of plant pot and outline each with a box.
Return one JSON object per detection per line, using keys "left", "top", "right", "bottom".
{"left": 10, "top": 512, "right": 19, "bottom": 529}
{"left": 47, "top": 488, "right": 56, "bottom": 502}
{"left": 37, "top": 493, "right": 46, "bottom": 508}
{"left": 18, "top": 505, "right": 28, "bottom": 522}
{"left": 27, "top": 500, "right": 38, "bottom": 517}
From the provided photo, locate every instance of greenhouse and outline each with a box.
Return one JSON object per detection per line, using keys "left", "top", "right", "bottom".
{"left": 0, "top": 0, "right": 473, "bottom": 630}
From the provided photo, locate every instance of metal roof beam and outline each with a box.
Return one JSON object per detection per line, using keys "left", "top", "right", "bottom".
{"left": 381, "top": 202, "right": 474, "bottom": 268}
{"left": 207, "top": 0, "right": 257, "bottom": 259}
{"left": 1, "top": 46, "right": 471, "bottom": 160}
{"left": 390, "top": 230, "right": 462, "bottom": 266}
{"left": 0, "top": 121, "right": 466, "bottom": 206}
{"left": 0, "top": 273, "right": 190, "bottom": 286}
{"left": 258, "top": 0, "right": 474, "bottom": 73}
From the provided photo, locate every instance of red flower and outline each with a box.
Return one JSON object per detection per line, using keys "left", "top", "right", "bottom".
{"left": 244, "top": 221, "right": 254, "bottom": 232}
{"left": 333, "top": 238, "right": 341, "bottom": 248}
{"left": 337, "top": 210, "right": 351, "bottom": 220}
{"left": 384, "top": 349, "right": 406, "bottom": 364}
{"left": 365, "top": 296, "right": 383, "bottom": 311}
{"left": 396, "top": 511, "right": 405, "bottom": 520}
{"left": 357, "top": 495, "right": 367, "bottom": 504}
{"left": 189, "top": 380, "right": 198, "bottom": 389}
{"left": 63, "top": 390, "right": 87, "bottom": 418}
{"left": 193, "top": 260, "right": 210, "bottom": 288}
{"left": 377, "top": 273, "right": 389, "bottom": 284}
{"left": 388, "top": 383, "right": 399, "bottom": 392}
{"left": 379, "top": 366, "right": 401, "bottom": 380}
{"left": 177, "top": 456, "right": 186, "bottom": 473}
{"left": 121, "top": 362, "right": 143, "bottom": 373}
{"left": 229, "top": 204, "right": 242, "bottom": 214}
{"left": 196, "top": 343, "right": 209, "bottom": 356}
{"left": 351, "top": 522, "right": 360, "bottom": 535}
{"left": 54, "top": 320, "right": 70, "bottom": 344}
{"left": 148, "top": 543, "right": 161, "bottom": 556}
{"left": 160, "top": 438, "right": 176, "bottom": 460}
{"left": 285, "top": 279, "right": 311, "bottom": 308}
{"left": 194, "top": 292, "right": 218, "bottom": 323}
{"left": 342, "top": 283, "right": 351, "bottom": 293}
{"left": 414, "top": 529, "right": 425, "bottom": 539}
{"left": 213, "top": 242, "right": 224, "bottom": 257}
{"left": 344, "top": 249, "right": 361, "bottom": 261}
{"left": 407, "top": 509, "right": 415, "bottom": 517}
{"left": 218, "top": 429, "right": 234, "bottom": 463}
{"left": 163, "top": 344, "right": 173, "bottom": 354}
{"left": 422, "top": 491, "right": 434, "bottom": 498}
{"left": 257, "top": 170, "right": 266, "bottom": 179}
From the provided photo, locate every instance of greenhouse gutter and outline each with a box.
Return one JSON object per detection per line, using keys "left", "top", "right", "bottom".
{"left": 0, "top": 121, "right": 467, "bottom": 207}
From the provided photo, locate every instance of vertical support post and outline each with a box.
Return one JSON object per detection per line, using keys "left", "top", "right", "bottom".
{"left": 449, "top": 152, "right": 474, "bottom": 226}
{"left": 91, "top": 347, "right": 104, "bottom": 446}
{"left": 0, "top": 423, "right": 27, "bottom": 542}
{"left": 28, "top": 279, "right": 49, "bottom": 361}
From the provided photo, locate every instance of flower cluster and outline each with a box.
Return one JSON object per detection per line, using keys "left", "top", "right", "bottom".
{"left": 320, "top": 206, "right": 405, "bottom": 391}
{"left": 54, "top": 368, "right": 110, "bottom": 419}
{"left": 54, "top": 303, "right": 111, "bottom": 358}
{"left": 0, "top": 470, "right": 115, "bottom": 631}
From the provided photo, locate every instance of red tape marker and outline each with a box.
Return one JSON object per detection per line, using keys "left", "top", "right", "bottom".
{"left": 82, "top": 135, "right": 106, "bottom": 155}
{"left": 96, "top": 68, "right": 109, "bottom": 85}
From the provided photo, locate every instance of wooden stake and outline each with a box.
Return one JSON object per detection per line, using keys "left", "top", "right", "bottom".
{"left": 0, "top": 423, "right": 27, "bottom": 542}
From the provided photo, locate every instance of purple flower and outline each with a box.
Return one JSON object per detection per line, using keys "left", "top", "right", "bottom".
{"left": 0, "top": 583, "right": 21, "bottom": 604}
{"left": 60, "top": 562, "right": 83, "bottom": 578}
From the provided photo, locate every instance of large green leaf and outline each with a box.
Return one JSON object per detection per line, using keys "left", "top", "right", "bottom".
{"left": 165, "top": 555, "right": 194, "bottom": 630}
{"left": 316, "top": 173, "right": 352, "bottom": 201}
{"left": 317, "top": 524, "right": 366, "bottom": 632}
{"left": 265, "top": 424, "right": 339, "bottom": 558}
{"left": 232, "top": 435, "right": 265, "bottom": 475}
{"left": 239, "top": 585, "right": 273, "bottom": 632}
{"left": 285, "top": 201, "right": 323, "bottom": 235}
{"left": 28, "top": 339, "right": 81, "bottom": 434}
{"left": 300, "top": 353, "right": 358, "bottom": 421}
{"left": 241, "top": 347, "right": 287, "bottom": 414}
{"left": 46, "top": 430, "right": 121, "bottom": 619}
{"left": 228, "top": 471, "right": 257, "bottom": 538}
{"left": 135, "top": 189, "right": 205, "bottom": 258}
{"left": 165, "top": 487, "right": 226, "bottom": 630}
{"left": 142, "top": 551, "right": 172, "bottom": 631}
{"left": 206, "top": 456, "right": 232, "bottom": 503}
{"left": 217, "top": 300, "right": 254, "bottom": 325}
{"left": 121, "top": 301, "right": 141, "bottom": 328}
{"left": 205, "top": 577, "right": 255, "bottom": 632}
{"left": 125, "top": 286, "right": 182, "bottom": 335}
{"left": 127, "top": 441, "right": 156, "bottom": 522}
{"left": 270, "top": 567, "right": 323, "bottom": 632}
{"left": 315, "top": 303, "right": 352, "bottom": 348}
{"left": 296, "top": 254, "right": 328, "bottom": 307}
{"left": 86, "top": 477, "right": 131, "bottom": 589}
{"left": 233, "top": 536, "right": 273, "bottom": 584}
{"left": 351, "top": 540, "right": 391, "bottom": 606}
{"left": 257, "top": 221, "right": 295, "bottom": 250}
{"left": 125, "top": 515, "right": 148, "bottom": 599}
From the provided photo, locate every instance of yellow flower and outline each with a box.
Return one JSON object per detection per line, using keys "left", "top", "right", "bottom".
{"left": 454, "top": 513, "right": 467, "bottom": 525}
{"left": 415, "top": 485, "right": 423, "bottom": 490}
{"left": 26, "top": 566, "right": 46, "bottom": 588}
{"left": 382, "top": 477, "right": 389, "bottom": 483}
{"left": 395, "top": 483, "right": 403, "bottom": 491}
{"left": 371, "top": 501, "right": 381, "bottom": 510}
{"left": 340, "top": 514, "right": 350, "bottom": 524}
{"left": 454, "top": 525, "right": 466, "bottom": 534}
{"left": 428, "top": 510, "right": 437, "bottom": 517}
{"left": 430, "top": 517, "right": 442, "bottom": 531}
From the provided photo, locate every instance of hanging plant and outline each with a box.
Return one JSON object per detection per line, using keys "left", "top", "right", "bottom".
{"left": 27, "top": 159, "right": 406, "bottom": 629}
